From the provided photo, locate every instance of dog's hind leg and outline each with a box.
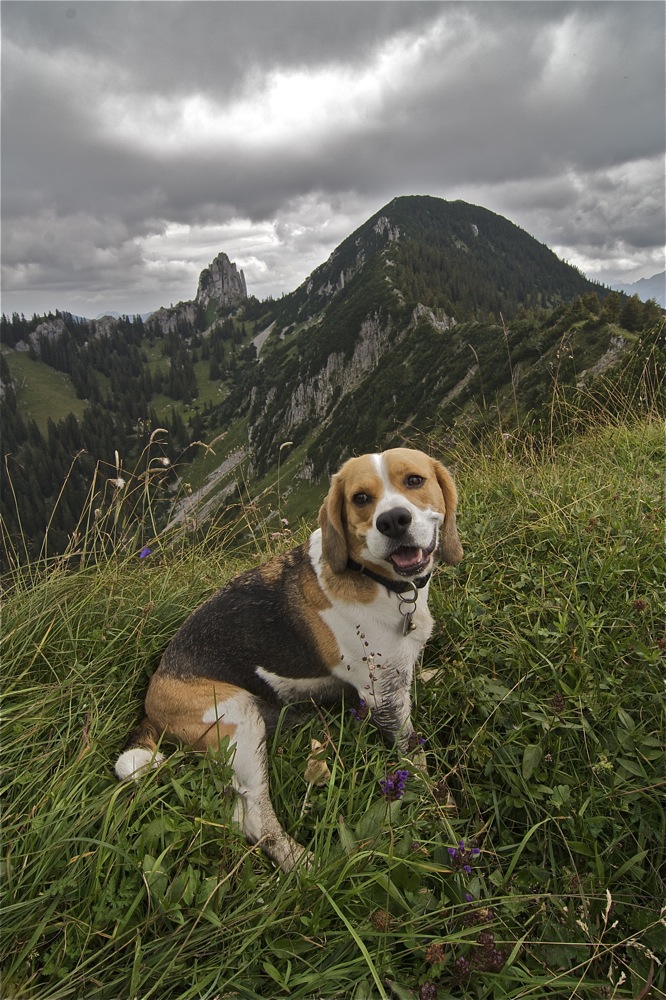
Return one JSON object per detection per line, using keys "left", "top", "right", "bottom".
{"left": 225, "top": 698, "right": 311, "bottom": 873}
{"left": 135, "top": 674, "right": 309, "bottom": 872}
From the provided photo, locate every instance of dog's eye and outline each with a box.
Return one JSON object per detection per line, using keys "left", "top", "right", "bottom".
{"left": 352, "top": 492, "right": 372, "bottom": 506}
{"left": 406, "top": 475, "right": 425, "bottom": 488}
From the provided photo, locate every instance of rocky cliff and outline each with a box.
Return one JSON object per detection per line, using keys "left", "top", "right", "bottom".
{"left": 196, "top": 252, "right": 247, "bottom": 309}
{"left": 146, "top": 251, "right": 248, "bottom": 335}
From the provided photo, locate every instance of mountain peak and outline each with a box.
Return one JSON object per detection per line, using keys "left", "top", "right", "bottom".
{"left": 272, "top": 195, "right": 604, "bottom": 335}
{"left": 196, "top": 252, "right": 247, "bottom": 309}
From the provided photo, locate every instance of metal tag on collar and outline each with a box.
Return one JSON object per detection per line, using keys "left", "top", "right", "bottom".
{"left": 399, "top": 583, "right": 419, "bottom": 636}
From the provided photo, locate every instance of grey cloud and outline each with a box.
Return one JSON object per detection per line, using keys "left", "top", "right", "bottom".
{"left": 1, "top": 1, "right": 664, "bottom": 315}
{"left": 2, "top": 1, "right": 444, "bottom": 96}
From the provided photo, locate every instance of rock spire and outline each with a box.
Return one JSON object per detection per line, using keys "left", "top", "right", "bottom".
{"left": 196, "top": 252, "right": 247, "bottom": 308}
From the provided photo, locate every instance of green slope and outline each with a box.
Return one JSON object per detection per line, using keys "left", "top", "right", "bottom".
{"left": 2, "top": 348, "right": 87, "bottom": 433}
{"left": 2, "top": 415, "right": 663, "bottom": 998}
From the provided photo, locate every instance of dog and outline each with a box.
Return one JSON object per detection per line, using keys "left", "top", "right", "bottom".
{"left": 115, "top": 448, "right": 463, "bottom": 871}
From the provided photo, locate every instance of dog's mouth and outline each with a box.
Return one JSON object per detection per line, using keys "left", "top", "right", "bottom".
{"left": 388, "top": 536, "right": 437, "bottom": 577}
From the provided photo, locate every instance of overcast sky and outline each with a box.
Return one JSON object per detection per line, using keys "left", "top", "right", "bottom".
{"left": 2, "top": 1, "right": 664, "bottom": 318}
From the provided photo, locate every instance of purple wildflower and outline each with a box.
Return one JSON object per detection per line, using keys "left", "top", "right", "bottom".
{"left": 451, "top": 955, "right": 471, "bottom": 982}
{"left": 433, "top": 778, "right": 452, "bottom": 802}
{"left": 379, "top": 768, "right": 410, "bottom": 801}
{"left": 370, "top": 908, "right": 393, "bottom": 932}
{"left": 139, "top": 546, "right": 152, "bottom": 559}
{"left": 446, "top": 840, "right": 480, "bottom": 873}
{"left": 473, "top": 931, "right": 506, "bottom": 972}
{"left": 462, "top": 900, "right": 496, "bottom": 927}
{"left": 407, "top": 730, "right": 426, "bottom": 751}
{"left": 424, "top": 942, "right": 446, "bottom": 965}
{"left": 349, "top": 698, "right": 370, "bottom": 721}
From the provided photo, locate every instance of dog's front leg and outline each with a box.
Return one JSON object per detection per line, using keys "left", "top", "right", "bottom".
{"left": 365, "top": 668, "right": 415, "bottom": 752}
{"left": 364, "top": 667, "right": 428, "bottom": 772}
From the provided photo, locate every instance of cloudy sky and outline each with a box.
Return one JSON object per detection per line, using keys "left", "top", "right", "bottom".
{"left": 2, "top": 1, "right": 664, "bottom": 318}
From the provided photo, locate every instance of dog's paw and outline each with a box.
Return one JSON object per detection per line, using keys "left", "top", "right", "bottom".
{"left": 266, "top": 834, "right": 312, "bottom": 874}
{"left": 278, "top": 845, "right": 315, "bottom": 876}
{"left": 293, "top": 848, "right": 316, "bottom": 876}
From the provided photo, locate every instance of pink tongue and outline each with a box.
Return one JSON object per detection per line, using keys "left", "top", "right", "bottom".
{"left": 391, "top": 546, "right": 423, "bottom": 568}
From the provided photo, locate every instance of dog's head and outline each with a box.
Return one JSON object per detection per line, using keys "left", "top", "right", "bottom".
{"left": 318, "top": 448, "right": 463, "bottom": 579}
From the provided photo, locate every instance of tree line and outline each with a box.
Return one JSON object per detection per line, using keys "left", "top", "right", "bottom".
{"left": 0, "top": 310, "right": 234, "bottom": 567}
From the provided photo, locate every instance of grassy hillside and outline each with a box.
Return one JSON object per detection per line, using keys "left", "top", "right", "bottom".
{"left": 2, "top": 408, "right": 663, "bottom": 999}
{"left": 1, "top": 348, "right": 87, "bottom": 432}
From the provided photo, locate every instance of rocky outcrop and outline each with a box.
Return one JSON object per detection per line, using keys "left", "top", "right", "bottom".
{"left": 304, "top": 249, "right": 367, "bottom": 303}
{"left": 147, "top": 302, "right": 198, "bottom": 335}
{"left": 144, "top": 252, "right": 247, "bottom": 336}
{"left": 196, "top": 252, "right": 247, "bottom": 310}
{"left": 373, "top": 216, "right": 401, "bottom": 241}
{"left": 92, "top": 315, "right": 123, "bottom": 339}
{"left": 252, "top": 321, "right": 276, "bottom": 359}
{"left": 247, "top": 311, "right": 408, "bottom": 471}
{"left": 411, "top": 303, "right": 456, "bottom": 332}
{"left": 284, "top": 313, "right": 399, "bottom": 431}
{"left": 576, "top": 333, "right": 631, "bottom": 386}
{"left": 15, "top": 317, "right": 68, "bottom": 354}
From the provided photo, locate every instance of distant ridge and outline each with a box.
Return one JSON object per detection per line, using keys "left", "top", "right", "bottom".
{"left": 95, "top": 311, "right": 154, "bottom": 321}
{"left": 609, "top": 271, "right": 665, "bottom": 308}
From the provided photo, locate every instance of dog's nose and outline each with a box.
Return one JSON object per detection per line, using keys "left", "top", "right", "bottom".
{"left": 376, "top": 507, "right": 413, "bottom": 539}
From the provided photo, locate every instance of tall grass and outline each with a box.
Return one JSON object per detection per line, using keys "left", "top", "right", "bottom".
{"left": 1, "top": 402, "right": 664, "bottom": 997}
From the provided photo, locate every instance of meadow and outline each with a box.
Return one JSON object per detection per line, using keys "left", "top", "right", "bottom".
{"left": 1, "top": 402, "right": 664, "bottom": 998}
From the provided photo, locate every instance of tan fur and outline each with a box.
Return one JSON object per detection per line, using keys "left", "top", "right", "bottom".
{"left": 297, "top": 557, "right": 343, "bottom": 664}
{"left": 145, "top": 675, "right": 239, "bottom": 751}
{"left": 430, "top": 459, "right": 464, "bottom": 565}
{"left": 318, "top": 448, "right": 462, "bottom": 575}
{"left": 318, "top": 561, "right": 381, "bottom": 604}
{"left": 317, "top": 472, "right": 349, "bottom": 574}
{"left": 256, "top": 558, "right": 286, "bottom": 585}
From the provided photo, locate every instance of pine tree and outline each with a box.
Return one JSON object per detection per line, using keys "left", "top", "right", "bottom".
{"left": 620, "top": 294, "right": 645, "bottom": 333}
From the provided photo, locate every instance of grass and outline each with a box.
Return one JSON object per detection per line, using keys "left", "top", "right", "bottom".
{"left": 1, "top": 412, "right": 664, "bottom": 999}
{"left": 2, "top": 348, "right": 87, "bottom": 432}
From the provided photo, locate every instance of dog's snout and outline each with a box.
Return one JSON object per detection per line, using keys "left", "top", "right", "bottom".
{"left": 376, "top": 506, "right": 413, "bottom": 539}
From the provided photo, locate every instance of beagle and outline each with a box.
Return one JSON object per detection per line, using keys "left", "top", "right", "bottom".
{"left": 115, "top": 448, "right": 463, "bottom": 871}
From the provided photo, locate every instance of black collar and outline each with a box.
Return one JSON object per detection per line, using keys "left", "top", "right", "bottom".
{"left": 346, "top": 558, "right": 431, "bottom": 594}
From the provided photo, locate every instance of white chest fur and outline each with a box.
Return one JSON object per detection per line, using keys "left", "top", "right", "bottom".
{"left": 309, "top": 530, "right": 433, "bottom": 710}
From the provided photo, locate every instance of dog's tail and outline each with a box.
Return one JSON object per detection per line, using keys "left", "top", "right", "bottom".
{"left": 114, "top": 717, "right": 165, "bottom": 781}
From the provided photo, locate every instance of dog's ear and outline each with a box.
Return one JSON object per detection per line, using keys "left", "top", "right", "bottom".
{"left": 431, "top": 460, "right": 464, "bottom": 566}
{"left": 318, "top": 472, "right": 349, "bottom": 573}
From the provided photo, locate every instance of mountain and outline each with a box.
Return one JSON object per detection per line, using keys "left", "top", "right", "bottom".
{"left": 95, "top": 311, "right": 155, "bottom": 322}
{"left": 1, "top": 196, "right": 663, "bottom": 564}
{"left": 267, "top": 195, "right": 599, "bottom": 329}
{"left": 610, "top": 271, "right": 665, "bottom": 308}
{"left": 209, "top": 196, "right": 640, "bottom": 477}
{"left": 196, "top": 252, "right": 247, "bottom": 309}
